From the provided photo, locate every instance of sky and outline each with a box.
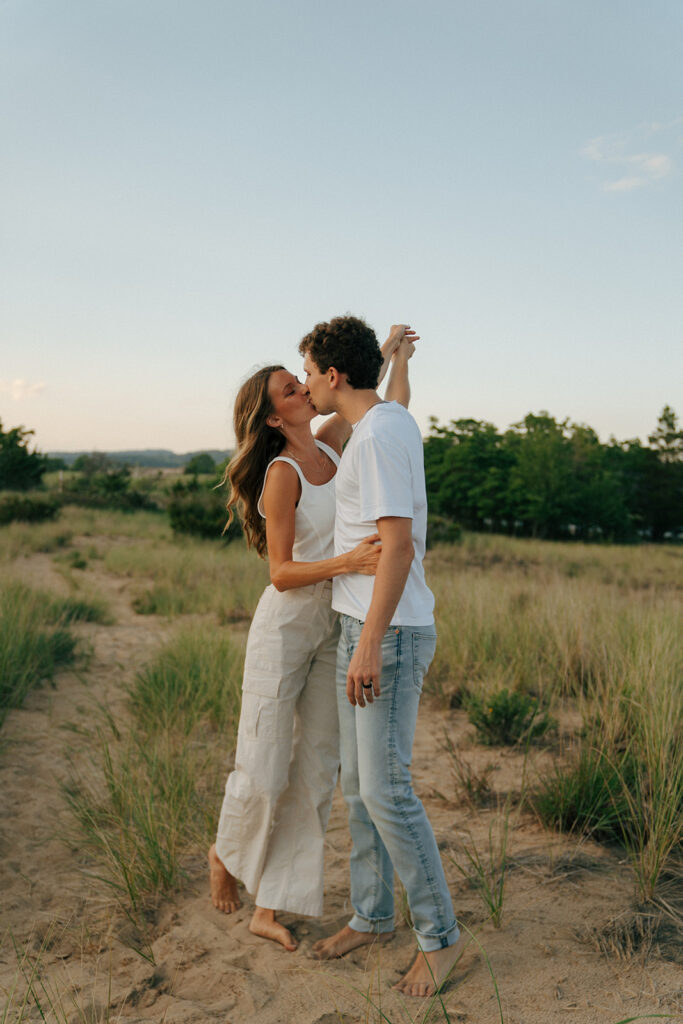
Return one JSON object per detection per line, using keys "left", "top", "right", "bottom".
{"left": 1, "top": 0, "right": 682, "bottom": 453}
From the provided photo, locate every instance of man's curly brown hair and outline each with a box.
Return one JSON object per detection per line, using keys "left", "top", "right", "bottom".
{"left": 298, "top": 315, "right": 383, "bottom": 389}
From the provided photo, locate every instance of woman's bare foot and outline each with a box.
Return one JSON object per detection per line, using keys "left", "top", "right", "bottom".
{"left": 392, "top": 933, "right": 469, "bottom": 997}
{"left": 249, "top": 907, "right": 297, "bottom": 951}
{"left": 311, "top": 924, "right": 393, "bottom": 960}
{"left": 208, "top": 844, "right": 241, "bottom": 913}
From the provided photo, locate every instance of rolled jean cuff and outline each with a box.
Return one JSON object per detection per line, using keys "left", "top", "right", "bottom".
{"left": 349, "top": 912, "right": 394, "bottom": 935}
{"left": 414, "top": 921, "right": 460, "bottom": 953}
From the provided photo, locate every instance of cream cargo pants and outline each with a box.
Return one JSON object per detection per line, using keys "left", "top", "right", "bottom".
{"left": 215, "top": 581, "right": 340, "bottom": 917}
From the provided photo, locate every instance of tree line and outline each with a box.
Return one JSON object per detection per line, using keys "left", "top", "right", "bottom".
{"left": 2, "top": 407, "right": 682, "bottom": 542}
{"left": 424, "top": 405, "right": 682, "bottom": 541}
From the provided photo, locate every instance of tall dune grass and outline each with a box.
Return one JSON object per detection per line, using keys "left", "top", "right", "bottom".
{"left": 65, "top": 626, "right": 244, "bottom": 925}
{"left": 0, "top": 581, "right": 109, "bottom": 725}
{"left": 129, "top": 627, "right": 244, "bottom": 735}
{"left": 0, "top": 519, "right": 74, "bottom": 560}
{"left": 429, "top": 550, "right": 681, "bottom": 706}
{"left": 104, "top": 538, "right": 268, "bottom": 618}
{"left": 0, "top": 506, "right": 172, "bottom": 563}
{"left": 426, "top": 537, "right": 682, "bottom": 901}
{"left": 435, "top": 532, "right": 683, "bottom": 590}
{"left": 65, "top": 732, "right": 214, "bottom": 916}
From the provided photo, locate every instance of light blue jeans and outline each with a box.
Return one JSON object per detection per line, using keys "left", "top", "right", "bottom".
{"left": 336, "top": 615, "right": 459, "bottom": 952}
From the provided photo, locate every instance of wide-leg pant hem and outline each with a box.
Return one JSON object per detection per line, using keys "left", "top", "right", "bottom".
{"left": 215, "top": 584, "right": 339, "bottom": 917}
{"left": 253, "top": 890, "right": 324, "bottom": 918}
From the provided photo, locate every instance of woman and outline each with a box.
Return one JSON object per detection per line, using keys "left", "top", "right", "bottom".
{"left": 209, "top": 324, "right": 416, "bottom": 951}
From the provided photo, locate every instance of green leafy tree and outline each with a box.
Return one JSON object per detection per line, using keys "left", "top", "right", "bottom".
{"left": 504, "top": 413, "right": 574, "bottom": 537}
{"left": 645, "top": 405, "right": 683, "bottom": 538}
{"left": 608, "top": 407, "right": 683, "bottom": 540}
{"left": 565, "top": 424, "right": 632, "bottom": 540}
{"left": 424, "top": 418, "right": 512, "bottom": 530}
{"left": 649, "top": 404, "right": 683, "bottom": 463}
{"left": 0, "top": 420, "right": 48, "bottom": 491}
{"left": 424, "top": 406, "right": 681, "bottom": 543}
{"left": 168, "top": 477, "right": 241, "bottom": 541}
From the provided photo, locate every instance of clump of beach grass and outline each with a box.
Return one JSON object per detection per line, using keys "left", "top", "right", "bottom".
{"left": 65, "top": 732, "right": 213, "bottom": 919}
{"left": 0, "top": 581, "right": 109, "bottom": 725}
{"left": 129, "top": 626, "right": 244, "bottom": 735}
{"left": 65, "top": 625, "right": 244, "bottom": 934}
{"left": 441, "top": 731, "right": 496, "bottom": 808}
{"left": 449, "top": 814, "right": 510, "bottom": 929}
{"left": 465, "top": 687, "right": 555, "bottom": 746}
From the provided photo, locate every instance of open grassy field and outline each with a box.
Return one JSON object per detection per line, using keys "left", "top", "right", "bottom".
{"left": 0, "top": 506, "right": 681, "bottom": 1024}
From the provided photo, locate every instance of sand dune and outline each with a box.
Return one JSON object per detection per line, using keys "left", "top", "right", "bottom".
{"left": 1, "top": 551, "right": 680, "bottom": 1024}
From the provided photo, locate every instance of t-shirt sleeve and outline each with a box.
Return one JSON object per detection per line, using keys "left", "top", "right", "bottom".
{"left": 356, "top": 435, "right": 413, "bottom": 522}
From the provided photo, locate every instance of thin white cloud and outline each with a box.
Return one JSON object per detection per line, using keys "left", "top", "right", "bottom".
{"left": 604, "top": 176, "right": 643, "bottom": 193}
{"left": 0, "top": 379, "right": 46, "bottom": 400}
{"left": 638, "top": 153, "right": 673, "bottom": 177}
{"left": 582, "top": 122, "right": 678, "bottom": 192}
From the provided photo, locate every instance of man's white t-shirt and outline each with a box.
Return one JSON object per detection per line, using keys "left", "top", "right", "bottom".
{"left": 332, "top": 401, "right": 435, "bottom": 626}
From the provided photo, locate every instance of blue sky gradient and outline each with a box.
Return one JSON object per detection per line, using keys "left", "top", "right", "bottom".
{"left": 2, "top": 0, "right": 681, "bottom": 451}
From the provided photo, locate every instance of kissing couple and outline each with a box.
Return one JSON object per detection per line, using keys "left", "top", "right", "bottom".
{"left": 209, "top": 315, "right": 465, "bottom": 997}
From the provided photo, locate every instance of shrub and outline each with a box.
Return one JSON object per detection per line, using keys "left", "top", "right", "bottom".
{"left": 168, "top": 478, "right": 242, "bottom": 541}
{"left": 61, "top": 460, "right": 158, "bottom": 512}
{"left": 0, "top": 494, "right": 60, "bottom": 525}
{"left": 533, "top": 743, "right": 638, "bottom": 845}
{"left": 466, "top": 687, "right": 555, "bottom": 746}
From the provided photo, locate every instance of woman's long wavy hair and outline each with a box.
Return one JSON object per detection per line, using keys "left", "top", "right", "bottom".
{"left": 221, "top": 365, "right": 286, "bottom": 558}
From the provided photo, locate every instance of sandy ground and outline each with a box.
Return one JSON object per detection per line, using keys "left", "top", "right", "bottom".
{"left": 1, "top": 550, "right": 681, "bottom": 1024}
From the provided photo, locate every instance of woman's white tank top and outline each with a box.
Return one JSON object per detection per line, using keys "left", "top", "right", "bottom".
{"left": 257, "top": 440, "right": 340, "bottom": 562}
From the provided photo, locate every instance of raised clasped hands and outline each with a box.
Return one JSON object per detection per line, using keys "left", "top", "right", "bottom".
{"left": 382, "top": 327, "right": 419, "bottom": 364}
{"left": 384, "top": 323, "right": 420, "bottom": 361}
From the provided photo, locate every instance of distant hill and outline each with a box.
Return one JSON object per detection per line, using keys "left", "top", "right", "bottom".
{"left": 48, "top": 449, "right": 232, "bottom": 469}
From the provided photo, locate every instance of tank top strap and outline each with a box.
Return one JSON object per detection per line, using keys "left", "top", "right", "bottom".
{"left": 257, "top": 456, "right": 307, "bottom": 519}
{"left": 315, "top": 439, "right": 340, "bottom": 468}
{"left": 257, "top": 441, "right": 340, "bottom": 519}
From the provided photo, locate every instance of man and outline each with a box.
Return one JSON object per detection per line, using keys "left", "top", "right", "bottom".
{"left": 299, "top": 316, "right": 467, "bottom": 998}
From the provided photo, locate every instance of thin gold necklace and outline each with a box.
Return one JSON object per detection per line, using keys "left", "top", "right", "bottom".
{"left": 283, "top": 445, "right": 326, "bottom": 467}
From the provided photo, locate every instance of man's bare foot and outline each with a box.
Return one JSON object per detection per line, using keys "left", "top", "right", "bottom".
{"left": 392, "top": 932, "right": 469, "bottom": 998}
{"left": 311, "top": 924, "right": 393, "bottom": 960}
{"left": 208, "top": 844, "right": 241, "bottom": 913}
{"left": 249, "top": 907, "right": 297, "bottom": 951}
